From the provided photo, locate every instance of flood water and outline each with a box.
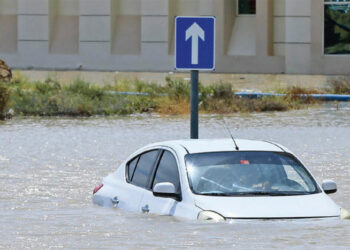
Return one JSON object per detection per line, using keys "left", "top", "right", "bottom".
{"left": 1, "top": 107, "right": 350, "bottom": 249}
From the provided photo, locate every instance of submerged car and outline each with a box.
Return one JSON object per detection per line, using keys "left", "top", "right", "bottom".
{"left": 93, "top": 139, "right": 349, "bottom": 221}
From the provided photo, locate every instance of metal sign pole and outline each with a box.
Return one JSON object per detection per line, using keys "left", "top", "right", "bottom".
{"left": 190, "top": 70, "right": 199, "bottom": 139}
{"left": 175, "top": 16, "right": 215, "bottom": 139}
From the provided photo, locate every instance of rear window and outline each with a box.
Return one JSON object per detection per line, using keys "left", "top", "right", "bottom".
{"left": 131, "top": 150, "right": 159, "bottom": 189}
{"left": 126, "top": 157, "right": 139, "bottom": 182}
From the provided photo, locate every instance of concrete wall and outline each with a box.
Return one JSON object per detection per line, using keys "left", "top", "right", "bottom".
{"left": 111, "top": 0, "right": 141, "bottom": 55}
{"left": 49, "top": 0, "right": 79, "bottom": 54}
{"left": 0, "top": 0, "right": 18, "bottom": 53}
{"left": 0, "top": 0, "right": 349, "bottom": 74}
{"left": 282, "top": 0, "right": 312, "bottom": 74}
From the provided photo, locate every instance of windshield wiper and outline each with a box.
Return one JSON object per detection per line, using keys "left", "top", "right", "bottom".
{"left": 268, "top": 191, "right": 309, "bottom": 196}
{"left": 198, "top": 192, "right": 234, "bottom": 196}
{"left": 235, "top": 191, "right": 311, "bottom": 196}
{"left": 233, "top": 192, "right": 281, "bottom": 196}
{"left": 198, "top": 191, "right": 308, "bottom": 196}
{"left": 198, "top": 192, "right": 276, "bottom": 196}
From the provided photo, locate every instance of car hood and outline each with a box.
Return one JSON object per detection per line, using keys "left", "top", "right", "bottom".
{"left": 195, "top": 193, "right": 340, "bottom": 219}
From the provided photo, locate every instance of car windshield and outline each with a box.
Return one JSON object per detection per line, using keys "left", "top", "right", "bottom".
{"left": 185, "top": 151, "right": 320, "bottom": 196}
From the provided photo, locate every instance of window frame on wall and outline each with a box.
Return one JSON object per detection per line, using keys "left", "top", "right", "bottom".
{"left": 236, "top": 0, "right": 256, "bottom": 16}
{"left": 323, "top": 0, "right": 350, "bottom": 55}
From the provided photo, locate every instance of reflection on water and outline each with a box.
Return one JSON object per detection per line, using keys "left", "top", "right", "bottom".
{"left": 0, "top": 108, "right": 350, "bottom": 248}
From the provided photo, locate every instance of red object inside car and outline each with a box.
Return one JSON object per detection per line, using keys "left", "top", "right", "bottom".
{"left": 240, "top": 160, "right": 250, "bottom": 165}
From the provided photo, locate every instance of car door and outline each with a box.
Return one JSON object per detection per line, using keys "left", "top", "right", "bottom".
{"left": 115, "top": 149, "right": 160, "bottom": 212}
{"left": 139, "top": 149, "right": 182, "bottom": 216}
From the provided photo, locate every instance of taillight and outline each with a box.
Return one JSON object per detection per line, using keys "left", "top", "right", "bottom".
{"left": 93, "top": 184, "right": 103, "bottom": 194}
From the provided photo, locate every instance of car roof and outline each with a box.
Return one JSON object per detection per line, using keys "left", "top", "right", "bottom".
{"left": 149, "top": 139, "right": 287, "bottom": 154}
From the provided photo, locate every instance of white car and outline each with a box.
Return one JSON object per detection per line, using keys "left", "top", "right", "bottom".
{"left": 93, "top": 139, "right": 350, "bottom": 221}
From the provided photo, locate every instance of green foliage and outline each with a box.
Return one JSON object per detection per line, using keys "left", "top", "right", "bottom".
{"left": 7, "top": 78, "right": 132, "bottom": 117}
{"left": 165, "top": 77, "right": 190, "bottom": 100}
{"left": 10, "top": 90, "right": 131, "bottom": 117}
{"left": 10, "top": 71, "right": 30, "bottom": 87}
{"left": 198, "top": 82, "right": 234, "bottom": 111}
{"left": 64, "top": 79, "right": 105, "bottom": 100}
{"left": 34, "top": 78, "right": 61, "bottom": 94}
{"left": 283, "top": 86, "right": 320, "bottom": 104}
{"left": 134, "top": 79, "right": 164, "bottom": 97}
{"left": 126, "top": 96, "right": 156, "bottom": 113}
{"left": 211, "top": 82, "right": 233, "bottom": 99}
{"left": 4, "top": 75, "right": 328, "bottom": 117}
{"left": 328, "top": 77, "right": 350, "bottom": 94}
{"left": 198, "top": 82, "right": 312, "bottom": 113}
{"left": 0, "top": 82, "right": 9, "bottom": 119}
{"left": 108, "top": 79, "right": 164, "bottom": 97}
{"left": 253, "top": 97, "right": 290, "bottom": 112}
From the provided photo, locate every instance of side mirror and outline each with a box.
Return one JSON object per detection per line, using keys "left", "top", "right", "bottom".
{"left": 322, "top": 180, "right": 337, "bottom": 194}
{"left": 153, "top": 182, "right": 181, "bottom": 201}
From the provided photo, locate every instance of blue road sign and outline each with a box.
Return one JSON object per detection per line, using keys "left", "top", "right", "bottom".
{"left": 175, "top": 16, "right": 215, "bottom": 71}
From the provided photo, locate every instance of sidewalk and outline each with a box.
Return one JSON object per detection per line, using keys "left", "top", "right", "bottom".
{"left": 16, "top": 70, "right": 347, "bottom": 91}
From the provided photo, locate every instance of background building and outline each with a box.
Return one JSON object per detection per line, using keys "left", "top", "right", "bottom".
{"left": 0, "top": 0, "right": 349, "bottom": 74}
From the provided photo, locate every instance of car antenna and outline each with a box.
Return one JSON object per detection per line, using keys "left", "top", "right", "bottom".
{"left": 222, "top": 117, "right": 239, "bottom": 151}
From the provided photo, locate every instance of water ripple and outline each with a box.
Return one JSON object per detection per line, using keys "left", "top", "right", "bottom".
{"left": 0, "top": 108, "right": 350, "bottom": 248}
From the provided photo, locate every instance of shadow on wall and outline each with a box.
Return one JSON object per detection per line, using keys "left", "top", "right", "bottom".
{"left": 0, "top": 0, "right": 17, "bottom": 53}
{"left": 111, "top": 0, "right": 141, "bottom": 55}
{"left": 49, "top": 0, "right": 79, "bottom": 54}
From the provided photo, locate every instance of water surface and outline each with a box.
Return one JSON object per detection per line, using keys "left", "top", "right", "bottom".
{"left": 1, "top": 107, "right": 349, "bottom": 249}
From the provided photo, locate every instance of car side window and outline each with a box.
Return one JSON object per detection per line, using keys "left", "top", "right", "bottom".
{"left": 153, "top": 151, "right": 181, "bottom": 194}
{"left": 131, "top": 150, "right": 159, "bottom": 189}
{"left": 126, "top": 157, "right": 139, "bottom": 182}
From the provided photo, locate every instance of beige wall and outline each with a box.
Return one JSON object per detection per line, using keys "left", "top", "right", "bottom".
{"left": 0, "top": 0, "right": 18, "bottom": 53}
{"left": 49, "top": 0, "right": 79, "bottom": 54}
{"left": 0, "top": 0, "right": 349, "bottom": 74}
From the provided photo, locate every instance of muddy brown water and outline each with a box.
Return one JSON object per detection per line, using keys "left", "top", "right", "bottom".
{"left": 1, "top": 107, "right": 350, "bottom": 249}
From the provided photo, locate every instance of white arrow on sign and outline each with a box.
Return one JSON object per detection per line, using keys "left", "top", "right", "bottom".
{"left": 185, "top": 22, "right": 205, "bottom": 65}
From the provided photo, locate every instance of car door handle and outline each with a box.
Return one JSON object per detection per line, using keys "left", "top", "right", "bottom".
{"left": 141, "top": 204, "right": 149, "bottom": 213}
{"left": 111, "top": 196, "right": 119, "bottom": 207}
